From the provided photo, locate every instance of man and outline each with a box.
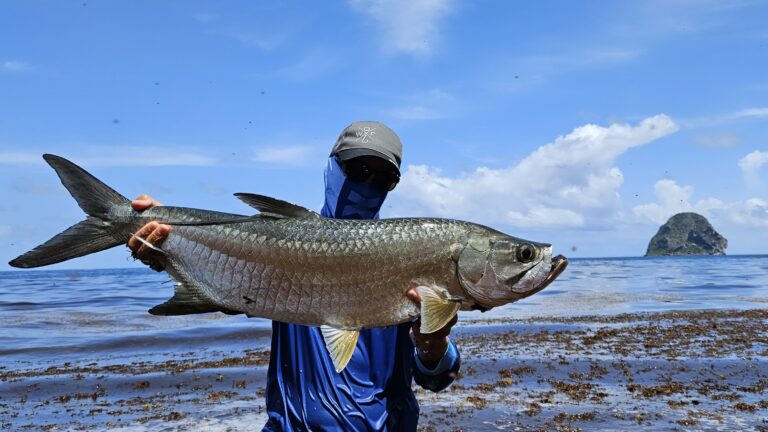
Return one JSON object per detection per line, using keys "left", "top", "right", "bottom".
{"left": 129, "top": 121, "right": 460, "bottom": 430}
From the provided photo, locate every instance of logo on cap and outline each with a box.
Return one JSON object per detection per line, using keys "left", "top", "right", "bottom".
{"left": 355, "top": 126, "right": 377, "bottom": 143}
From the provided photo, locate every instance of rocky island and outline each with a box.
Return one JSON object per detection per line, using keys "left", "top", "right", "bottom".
{"left": 645, "top": 212, "right": 727, "bottom": 256}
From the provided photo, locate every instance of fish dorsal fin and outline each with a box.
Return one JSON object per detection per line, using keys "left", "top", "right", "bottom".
{"left": 416, "top": 285, "right": 462, "bottom": 334}
{"left": 320, "top": 326, "right": 360, "bottom": 373}
{"left": 234, "top": 193, "right": 319, "bottom": 219}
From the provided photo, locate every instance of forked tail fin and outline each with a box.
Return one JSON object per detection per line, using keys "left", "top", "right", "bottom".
{"left": 8, "top": 154, "right": 131, "bottom": 268}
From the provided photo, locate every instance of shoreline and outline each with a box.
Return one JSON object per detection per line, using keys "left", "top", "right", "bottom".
{"left": 4, "top": 253, "right": 768, "bottom": 274}
{"left": 1, "top": 309, "right": 766, "bottom": 431}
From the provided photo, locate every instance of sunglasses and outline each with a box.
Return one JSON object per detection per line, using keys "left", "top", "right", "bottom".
{"left": 340, "top": 158, "right": 401, "bottom": 191}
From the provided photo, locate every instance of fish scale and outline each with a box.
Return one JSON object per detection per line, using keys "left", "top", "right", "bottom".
{"left": 161, "top": 218, "right": 465, "bottom": 329}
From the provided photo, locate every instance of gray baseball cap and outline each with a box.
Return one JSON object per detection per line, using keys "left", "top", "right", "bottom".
{"left": 330, "top": 121, "right": 402, "bottom": 173}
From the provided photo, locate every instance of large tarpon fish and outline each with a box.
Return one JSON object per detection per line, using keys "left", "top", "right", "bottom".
{"left": 9, "top": 155, "right": 568, "bottom": 372}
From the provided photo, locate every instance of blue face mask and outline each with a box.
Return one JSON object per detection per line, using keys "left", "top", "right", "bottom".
{"left": 320, "top": 157, "right": 388, "bottom": 220}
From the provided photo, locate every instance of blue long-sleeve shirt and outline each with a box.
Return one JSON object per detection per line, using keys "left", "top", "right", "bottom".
{"left": 262, "top": 157, "right": 460, "bottom": 431}
{"left": 263, "top": 323, "right": 459, "bottom": 431}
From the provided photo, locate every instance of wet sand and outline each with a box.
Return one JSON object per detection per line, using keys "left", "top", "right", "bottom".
{"left": 2, "top": 309, "right": 766, "bottom": 431}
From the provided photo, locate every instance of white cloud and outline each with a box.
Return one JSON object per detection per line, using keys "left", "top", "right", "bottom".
{"left": 684, "top": 107, "right": 768, "bottom": 127}
{"left": 693, "top": 132, "right": 741, "bottom": 148}
{"left": 632, "top": 180, "right": 724, "bottom": 225}
{"left": 2, "top": 60, "right": 31, "bottom": 72}
{"left": 739, "top": 150, "right": 768, "bottom": 176}
{"left": 392, "top": 115, "right": 679, "bottom": 229}
{"left": 506, "top": 207, "right": 585, "bottom": 229}
{"left": 77, "top": 148, "right": 217, "bottom": 166}
{"left": 739, "top": 150, "right": 768, "bottom": 192}
{"left": 349, "top": 0, "right": 454, "bottom": 58}
{"left": 653, "top": 179, "right": 693, "bottom": 208}
{"left": 633, "top": 179, "right": 768, "bottom": 228}
{"left": 730, "top": 198, "right": 768, "bottom": 228}
{"left": 728, "top": 107, "right": 768, "bottom": 120}
{"left": 0, "top": 148, "right": 216, "bottom": 167}
{"left": 0, "top": 152, "right": 43, "bottom": 165}
{"left": 252, "top": 145, "right": 319, "bottom": 166}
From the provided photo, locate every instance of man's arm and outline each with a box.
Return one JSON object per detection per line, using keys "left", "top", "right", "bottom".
{"left": 127, "top": 194, "right": 171, "bottom": 270}
{"left": 406, "top": 290, "right": 461, "bottom": 392}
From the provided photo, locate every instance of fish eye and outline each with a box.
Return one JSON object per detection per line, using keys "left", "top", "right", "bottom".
{"left": 516, "top": 244, "right": 536, "bottom": 263}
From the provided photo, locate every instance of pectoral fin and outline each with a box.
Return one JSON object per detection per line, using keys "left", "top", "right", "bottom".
{"left": 320, "top": 326, "right": 360, "bottom": 373}
{"left": 416, "top": 285, "right": 461, "bottom": 334}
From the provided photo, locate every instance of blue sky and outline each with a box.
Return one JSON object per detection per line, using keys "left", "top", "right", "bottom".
{"left": 1, "top": 0, "right": 766, "bottom": 269}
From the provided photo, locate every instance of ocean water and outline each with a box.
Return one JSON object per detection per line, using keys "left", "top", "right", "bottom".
{"left": 1, "top": 255, "right": 766, "bottom": 368}
{"left": 1, "top": 255, "right": 767, "bottom": 431}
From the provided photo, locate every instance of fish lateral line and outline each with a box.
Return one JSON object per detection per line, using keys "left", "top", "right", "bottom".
{"left": 161, "top": 215, "right": 268, "bottom": 226}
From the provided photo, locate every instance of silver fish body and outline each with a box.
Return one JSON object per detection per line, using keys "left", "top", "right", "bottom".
{"left": 10, "top": 155, "right": 569, "bottom": 371}
{"left": 159, "top": 216, "right": 470, "bottom": 329}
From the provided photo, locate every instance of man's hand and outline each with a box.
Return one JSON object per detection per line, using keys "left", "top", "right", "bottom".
{"left": 127, "top": 194, "right": 170, "bottom": 272}
{"left": 406, "top": 288, "right": 458, "bottom": 369}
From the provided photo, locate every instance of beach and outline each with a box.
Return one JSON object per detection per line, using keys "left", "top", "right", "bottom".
{"left": 1, "top": 256, "right": 767, "bottom": 431}
{"left": 2, "top": 309, "right": 767, "bottom": 431}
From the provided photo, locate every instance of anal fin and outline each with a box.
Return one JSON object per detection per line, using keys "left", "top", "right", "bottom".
{"left": 320, "top": 326, "right": 360, "bottom": 373}
{"left": 415, "top": 285, "right": 461, "bottom": 334}
{"left": 149, "top": 282, "right": 238, "bottom": 316}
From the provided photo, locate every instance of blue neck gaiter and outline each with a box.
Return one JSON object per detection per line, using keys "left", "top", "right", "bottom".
{"left": 320, "top": 156, "right": 388, "bottom": 220}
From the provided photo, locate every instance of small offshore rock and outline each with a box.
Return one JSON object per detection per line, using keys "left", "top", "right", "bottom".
{"left": 645, "top": 212, "right": 727, "bottom": 256}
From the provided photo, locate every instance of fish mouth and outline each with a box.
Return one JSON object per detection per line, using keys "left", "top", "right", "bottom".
{"left": 470, "top": 255, "right": 569, "bottom": 312}
{"left": 506, "top": 254, "right": 569, "bottom": 301}
{"left": 521, "top": 254, "right": 568, "bottom": 298}
{"left": 535, "top": 254, "right": 568, "bottom": 293}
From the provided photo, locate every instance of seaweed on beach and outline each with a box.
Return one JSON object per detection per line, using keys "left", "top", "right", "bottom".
{"left": 1, "top": 309, "right": 766, "bottom": 431}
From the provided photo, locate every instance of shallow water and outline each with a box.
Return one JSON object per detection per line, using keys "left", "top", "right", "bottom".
{"left": 464, "top": 254, "right": 768, "bottom": 320}
{"left": 1, "top": 255, "right": 766, "bottom": 431}
{"left": 1, "top": 256, "right": 766, "bottom": 365}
